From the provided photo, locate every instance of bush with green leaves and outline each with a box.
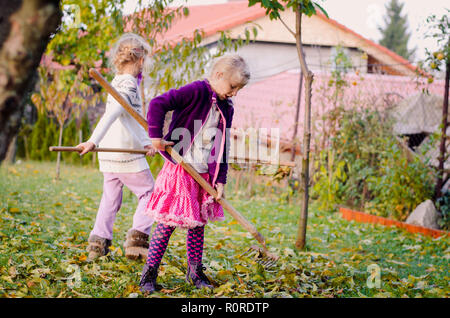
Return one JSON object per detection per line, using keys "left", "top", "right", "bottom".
{"left": 311, "top": 107, "right": 435, "bottom": 220}
{"left": 435, "top": 190, "right": 450, "bottom": 230}
{"left": 17, "top": 112, "right": 94, "bottom": 166}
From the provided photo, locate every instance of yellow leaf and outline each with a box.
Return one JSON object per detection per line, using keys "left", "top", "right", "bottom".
{"left": 235, "top": 264, "right": 251, "bottom": 273}
{"left": 1, "top": 275, "right": 14, "bottom": 283}
{"left": 214, "top": 282, "right": 234, "bottom": 296}
{"left": 9, "top": 207, "right": 20, "bottom": 213}
{"left": 416, "top": 281, "right": 427, "bottom": 289}
{"left": 322, "top": 269, "right": 333, "bottom": 276}
{"left": 216, "top": 270, "right": 233, "bottom": 280}
{"left": 9, "top": 266, "right": 17, "bottom": 278}
{"left": 115, "top": 247, "right": 123, "bottom": 257}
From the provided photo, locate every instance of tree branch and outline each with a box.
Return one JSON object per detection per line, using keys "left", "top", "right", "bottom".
{"left": 279, "top": 16, "right": 296, "bottom": 37}
{"left": 295, "top": 8, "right": 312, "bottom": 78}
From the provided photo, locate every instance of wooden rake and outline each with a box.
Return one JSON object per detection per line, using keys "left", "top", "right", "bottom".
{"left": 86, "top": 68, "right": 279, "bottom": 268}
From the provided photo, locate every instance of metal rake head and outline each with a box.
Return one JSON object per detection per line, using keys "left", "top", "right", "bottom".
{"left": 241, "top": 245, "right": 279, "bottom": 269}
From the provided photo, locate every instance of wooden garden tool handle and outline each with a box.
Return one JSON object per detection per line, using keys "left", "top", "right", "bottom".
{"left": 165, "top": 146, "right": 267, "bottom": 247}
{"left": 89, "top": 68, "right": 268, "bottom": 249}
{"left": 89, "top": 69, "right": 148, "bottom": 128}
{"left": 49, "top": 146, "right": 148, "bottom": 155}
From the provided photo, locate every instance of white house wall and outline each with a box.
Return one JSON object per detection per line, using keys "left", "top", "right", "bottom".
{"left": 201, "top": 8, "right": 414, "bottom": 76}
{"left": 206, "top": 41, "right": 368, "bottom": 84}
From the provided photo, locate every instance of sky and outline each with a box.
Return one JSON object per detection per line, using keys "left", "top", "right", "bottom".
{"left": 123, "top": 0, "right": 448, "bottom": 61}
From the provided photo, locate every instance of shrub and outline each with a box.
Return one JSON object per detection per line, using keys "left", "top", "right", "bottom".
{"left": 311, "top": 108, "right": 435, "bottom": 220}
{"left": 18, "top": 111, "right": 94, "bottom": 166}
{"left": 436, "top": 191, "right": 450, "bottom": 230}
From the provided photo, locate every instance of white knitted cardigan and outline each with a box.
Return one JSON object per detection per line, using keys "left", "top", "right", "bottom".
{"left": 88, "top": 73, "right": 152, "bottom": 173}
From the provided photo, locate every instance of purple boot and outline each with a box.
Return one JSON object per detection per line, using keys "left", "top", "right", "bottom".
{"left": 186, "top": 261, "right": 213, "bottom": 289}
{"left": 139, "top": 264, "right": 158, "bottom": 293}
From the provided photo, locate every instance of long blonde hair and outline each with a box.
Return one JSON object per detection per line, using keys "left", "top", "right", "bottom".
{"left": 108, "top": 33, "right": 152, "bottom": 74}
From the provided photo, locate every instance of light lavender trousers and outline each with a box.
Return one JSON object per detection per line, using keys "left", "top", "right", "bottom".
{"left": 90, "top": 169, "right": 155, "bottom": 240}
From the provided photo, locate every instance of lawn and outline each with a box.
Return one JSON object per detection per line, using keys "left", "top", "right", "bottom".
{"left": 0, "top": 161, "right": 448, "bottom": 298}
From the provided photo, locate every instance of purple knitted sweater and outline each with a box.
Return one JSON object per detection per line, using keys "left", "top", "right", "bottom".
{"left": 147, "top": 79, "right": 234, "bottom": 185}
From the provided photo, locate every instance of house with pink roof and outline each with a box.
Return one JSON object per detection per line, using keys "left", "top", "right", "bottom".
{"left": 158, "top": 1, "right": 445, "bottom": 162}
{"left": 42, "top": 1, "right": 445, "bottom": 165}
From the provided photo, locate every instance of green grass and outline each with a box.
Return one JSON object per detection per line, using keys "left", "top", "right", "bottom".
{"left": 0, "top": 161, "right": 448, "bottom": 298}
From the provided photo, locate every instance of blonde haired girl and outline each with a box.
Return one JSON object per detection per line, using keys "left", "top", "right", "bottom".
{"left": 77, "top": 33, "right": 156, "bottom": 261}
{"left": 139, "top": 54, "right": 250, "bottom": 293}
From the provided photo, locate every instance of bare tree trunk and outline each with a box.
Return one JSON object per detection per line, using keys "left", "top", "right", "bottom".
{"left": 291, "top": 71, "right": 303, "bottom": 161}
{"left": 294, "top": 8, "right": 314, "bottom": 250}
{"left": 5, "top": 135, "right": 17, "bottom": 163}
{"left": 56, "top": 124, "right": 63, "bottom": 180}
{"left": 92, "top": 151, "right": 96, "bottom": 167}
{"left": 23, "top": 134, "right": 29, "bottom": 160}
{"left": 0, "top": 0, "right": 61, "bottom": 163}
{"left": 435, "top": 59, "right": 450, "bottom": 199}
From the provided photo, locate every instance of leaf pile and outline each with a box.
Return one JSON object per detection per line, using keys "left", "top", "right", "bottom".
{"left": 0, "top": 161, "right": 448, "bottom": 298}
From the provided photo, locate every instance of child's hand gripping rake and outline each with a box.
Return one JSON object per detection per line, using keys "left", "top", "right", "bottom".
{"left": 88, "top": 68, "right": 279, "bottom": 268}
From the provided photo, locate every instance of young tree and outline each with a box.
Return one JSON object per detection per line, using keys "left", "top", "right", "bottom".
{"left": 44, "top": 0, "right": 256, "bottom": 129}
{"left": 0, "top": 0, "right": 61, "bottom": 163}
{"left": 378, "top": 0, "right": 415, "bottom": 60}
{"left": 248, "top": 0, "right": 328, "bottom": 250}
{"left": 423, "top": 10, "right": 450, "bottom": 199}
{"left": 31, "top": 67, "right": 94, "bottom": 179}
{"left": 30, "top": 0, "right": 256, "bottom": 175}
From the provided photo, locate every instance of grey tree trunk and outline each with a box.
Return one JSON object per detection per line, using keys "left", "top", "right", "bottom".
{"left": 294, "top": 8, "right": 314, "bottom": 250}
{"left": 4, "top": 135, "right": 17, "bottom": 163}
{"left": 291, "top": 71, "right": 303, "bottom": 161}
{"left": 56, "top": 124, "right": 63, "bottom": 180}
{"left": 0, "top": 0, "right": 61, "bottom": 163}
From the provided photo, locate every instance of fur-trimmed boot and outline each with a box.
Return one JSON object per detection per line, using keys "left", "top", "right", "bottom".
{"left": 123, "top": 229, "right": 149, "bottom": 260}
{"left": 87, "top": 234, "right": 112, "bottom": 260}
{"left": 139, "top": 263, "right": 158, "bottom": 293}
{"left": 186, "top": 261, "right": 214, "bottom": 289}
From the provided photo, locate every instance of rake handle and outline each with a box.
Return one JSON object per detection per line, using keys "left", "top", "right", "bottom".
{"left": 49, "top": 146, "right": 148, "bottom": 155}
{"left": 89, "top": 68, "right": 268, "bottom": 249}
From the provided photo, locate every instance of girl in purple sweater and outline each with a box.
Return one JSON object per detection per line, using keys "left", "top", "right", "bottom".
{"left": 139, "top": 54, "right": 250, "bottom": 293}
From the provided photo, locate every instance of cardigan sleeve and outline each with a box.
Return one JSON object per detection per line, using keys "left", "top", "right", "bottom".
{"left": 88, "top": 78, "right": 143, "bottom": 147}
{"left": 86, "top": 78, "right": 137, "bottom": 146}
{"left": 147, "top": 81, "right": 200, "bottom": 138}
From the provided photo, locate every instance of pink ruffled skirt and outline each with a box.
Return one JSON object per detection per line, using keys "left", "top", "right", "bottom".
{"left": 144, "top": 161, "right": 224, "bottom": 229}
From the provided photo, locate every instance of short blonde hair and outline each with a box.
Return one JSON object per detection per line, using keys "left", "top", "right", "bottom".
{"left": 109, "top": 33, "right": 152, "bottom": 73}
{"left": 210, "top": 54, "right": 250, "bottom": 86}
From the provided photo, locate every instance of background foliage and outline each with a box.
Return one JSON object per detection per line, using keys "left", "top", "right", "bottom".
{"left": 16, "top": 0, "right": 256, "bottom": 172}
{"left": 311, "top": 107, "right": 435, "bottom": 221}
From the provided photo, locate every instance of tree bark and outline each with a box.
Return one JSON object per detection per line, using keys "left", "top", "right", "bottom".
{"left": 435, "top": 59, "right": 450, "bottom": 199}
{"left": 0, "top": 0, "right": 61, "bottom": 163}
{"left": 5, "top": 135, "right": 17, "bottom": 163}
{"left": 294, "top": 8, "right": 314, "bottom": 250}
{"left": 291, "top": 71, "right": 303, "bottom": 161}
{"left": 56, "top": 123, "right": 63, "bottom": 180}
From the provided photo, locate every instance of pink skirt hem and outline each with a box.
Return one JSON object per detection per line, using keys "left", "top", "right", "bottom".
{"left": 144, "top": 161, "right": 224, "bottom": 229}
